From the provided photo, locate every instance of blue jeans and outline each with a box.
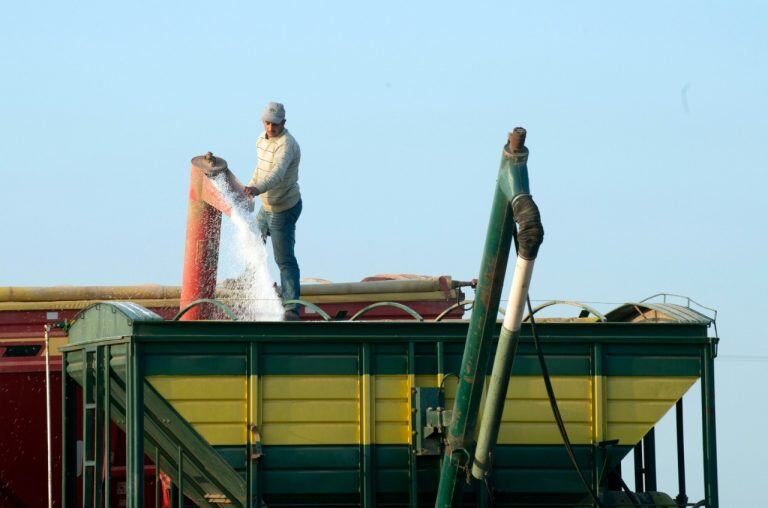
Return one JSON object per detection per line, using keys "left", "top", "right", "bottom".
{"left": 256, "top": 200, "right": 302, "bottom": 311}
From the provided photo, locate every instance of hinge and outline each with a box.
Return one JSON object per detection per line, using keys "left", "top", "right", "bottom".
{"left": 249, "top": 424, "right": 263, "bottom": 461}
{"left": 426, "top": 406, "right": 453, "bottom": 432}
{"left": 412, "top": 387, "right": 453, "bottom": 456}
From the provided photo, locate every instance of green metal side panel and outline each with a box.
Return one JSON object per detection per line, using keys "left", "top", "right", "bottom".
{"left": 79, "top": 337, "right": 706, "bottom": 379}
{"left": 208, "top": 444, "right": 630, "bottom": 498}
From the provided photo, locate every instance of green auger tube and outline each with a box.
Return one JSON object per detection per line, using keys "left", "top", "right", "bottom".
{"left": 435, "top": 128, "right": 544, "bottom": 508}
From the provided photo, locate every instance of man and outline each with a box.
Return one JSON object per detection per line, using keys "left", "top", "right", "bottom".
{"left": 244, "top": 102, "right": 302, "bottom": 321}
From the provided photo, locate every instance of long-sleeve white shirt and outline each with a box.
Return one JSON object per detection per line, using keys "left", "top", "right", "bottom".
{"left": 247, "top": 129, "right": 301, "bottom": 212}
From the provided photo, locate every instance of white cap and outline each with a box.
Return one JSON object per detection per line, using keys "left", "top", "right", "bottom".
{"left": 261, "top": 102, "right": 286, "bottom": 123}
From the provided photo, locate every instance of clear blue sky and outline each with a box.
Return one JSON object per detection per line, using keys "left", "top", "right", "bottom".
{"left": 1, "top": 1, "right": 766, "bottom": 504}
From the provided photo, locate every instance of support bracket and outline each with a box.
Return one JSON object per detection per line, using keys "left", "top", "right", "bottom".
{"left": 412, "top": 387, "right": 453, "bottom": 456}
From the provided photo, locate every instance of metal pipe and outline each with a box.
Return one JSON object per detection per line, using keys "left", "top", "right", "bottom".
{"left": 471, "top": 130, "right": 543, "bottom": 481}
{"left": 126, "top": 342, "right": 144, "bottom": 507}
{"left": 179, "top": 158, "right": 223, "bottom": 320}
{"left": 701, "top": 340, "right": 719, "bottom": 506}
{"left": 299, "top": 276, "right": 465, "bottom": 296}
{"left": 43, "top": 325, "right": 53, "bottom": 508}
{"left": 94, "top": 348, "right": 106, "bottom": 506}
{"left": 435, "top": 179, "right": 515, "bottom": 508}
{"left": 82, "top": 350, "right": 94, "bottom": 507}
{"left": 0, "top": 277, "right": 468, "bottom": 304}
{"left": 643, "top": 428, "right": 657, "bottom": 491}
{"left": 633, "top": 443, "right": 644, "bottom": 492}
{"left": 436, "top": 129, "right": 541, "bottom": 507}
{"left": 104, "top": 346, "right": 112, "bottom": 508}
{"left": 470, "top": 257, "right": 533, "bottom": 479}
{"left": 0, "top": 285, "right": 182, "bottom": 302}
{"left": 177, "top": 448, "right": 184, "bottom": 508}
{"left": 179, "top": 152, "right": 256, "bottom": 320}
{"left": 61, "top": 352, "right": 76, "bottom": 507}
{"left": 155, "top": 447, "right": 161, "bottom": 508}
{"left": 675, "top": 399, "right": 688, "bottom": 507}
{"left": 408, "top": 342, "right": 419, "bottom": 506}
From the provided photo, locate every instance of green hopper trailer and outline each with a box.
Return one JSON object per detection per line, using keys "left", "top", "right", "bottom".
{"left": 61, "top": 299, "right": 718, "bottom": 507}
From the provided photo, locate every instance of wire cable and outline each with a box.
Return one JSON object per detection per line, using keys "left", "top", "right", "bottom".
{"left": 527, "top": 296, "right": 607, "bottom": 508}
{"left": 482, "top": 474, "right": 495, "bottom": 507}
{"left": 510, "top": 223, "right": 606, "bottom": 507}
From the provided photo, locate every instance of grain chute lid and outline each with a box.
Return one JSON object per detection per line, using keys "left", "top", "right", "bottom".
{"left": 67, "top": 301, "right": 163, "bottom": 345}
{"left": 191, "top": 151, "right": 228, "bottom": 176}
{"left": 605, "top": 302, "right": 713, "bottom": 324}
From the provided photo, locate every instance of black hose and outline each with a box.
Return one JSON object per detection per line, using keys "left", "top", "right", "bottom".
{"left": 527, "top": 295, "right": 607, "bottom": 508}
{"left": 510, "top": 214, "right": 604, "bottom": 508}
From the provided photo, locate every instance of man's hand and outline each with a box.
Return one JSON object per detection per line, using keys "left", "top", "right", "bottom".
{"left": 243, "top": 186, "right": 260, "bottom": 198}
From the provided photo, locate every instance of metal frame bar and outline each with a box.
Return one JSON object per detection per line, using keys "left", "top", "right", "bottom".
{"left": 524, "top": 300, "right": 607, "bottom": 322}
{"left": 633, "top": 443, "right": 643, "bottom": 492}
{"left": 126, "top": 341, "right": 145, "bottom": 507}
{"left": 361, "top": 342, "right": 375, "bottom": 507}
{"left": 436, "top": 341, "right": 445, "bottom": 386}
{"left": 591, "top": 343, "right": 605, "bottom": 498}
{"left": 436, "top": 184, "right": 516, "bottom": 507}
{"left": 177, "top": 447, "right": 184, "bottom": 508}
{"left": 675, "top": 399, "right": 688, "bottom": 507}
{"left": 94, "top": 348, "right": 106, "bottom": 505}
{"left": 408, "top": 341, "right": 419, "bottom": 507}
{"left": 170, "top": 483, "right": 179, "bottom": 506}
{"left": 127, "top": 320, "right": 712, "bottom": 346}
{"left": 247, "top": 342, "right": 261, "bottom": 507}
{"left": 701, "top": 340, "right": 719, "bottom": 506}
{"left": 642, "top": 428, "right": 657, "bottom": 492}
{"left": 104, "top": 345, "right": 112, "bottom": 508}
{"left": 125, "top": 342, "right": 133, "bottom": 505}
{"left": 154, "top": 447, "right": 161, "bottom": 508}
{"left": 632, "top": 428, "right": 658, "bottom": 496}
{"left": 82, "top": 348, "right": 95, "bottom": 508}
{"left": 350, "top": 302, "right": 424, "bottom": 322}
{"left": 62, "top": 351, "right": 77, "bottom": 507}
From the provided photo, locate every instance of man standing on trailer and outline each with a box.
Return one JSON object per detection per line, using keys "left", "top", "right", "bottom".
{"left": 244, "top": 102, "right": 303, "bottom": 321}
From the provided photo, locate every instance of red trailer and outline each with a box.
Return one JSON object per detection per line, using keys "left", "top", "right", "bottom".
{"left": 0, "top": 277, "right": 468, "bottom": 506}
